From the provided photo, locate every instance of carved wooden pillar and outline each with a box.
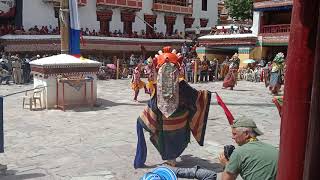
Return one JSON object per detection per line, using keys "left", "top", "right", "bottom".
{"left": 184, "top": 16, "right": 195, "bottom": 29}
{"left": 97, "top": 10, "right": 113, "bottom": 35}
{"left": 144, "top": 14, "right": 157, "bottom": 35}
{"left": 165, "top": 16, "right": 176, "bottom": 35}
{"left": 121, "top": 12, "right": 136, "bottom": 35}
{"left": 200, "top": 18, "right": 208, "bottom": 27}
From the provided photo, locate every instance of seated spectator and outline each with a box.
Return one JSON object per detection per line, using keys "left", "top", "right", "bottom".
{"left": 84, "top": 28, "right": 90, "bottom": 35}
{"left": 52, "top": 28, "right": 57, "bottom": 34}
{"left": 178, "top": 32, "right": 183, "bottom": 39}
{"left": 0, "top": 25, "right": 5, "bottom": 35}
{"left": 117, "top": 29, "right": 122, "bottom": 36}
{"left": 0, "top": 66, "right": 10, "bottom": 85}
{"left": 133, "top": 31, "right": 139, "bottom": 38}
{"left": 44, "top": 26, "right": 49, "bottom": 34}
{"left": 90, "top": 29, "right": 98, "bottom": 36}
{"left": 218, "top": 117, "right": 279, "bottom": 180}
{"left": 7, "top": 25, "right": 15, "bottom": 34}
{"left": 173, "top": 29, "right": 178, "bottom": 36}
{"left": 14, "top": 26, "right": 25, "bottom": 35}
{"left": 40, "top": 26, "right": 46, "bottom": 34}
{"left": 54, "top": 27, "right": 60, "bottom": 34}
{"left": 113, "top": 30, "right": 118, "bottom": 36}
{"left": 48, "top": 25, "right": 53, "bottom": 34}
{"left": 159, "top": 32, "right": 164, "bottom": 39}
{"left": 33, "top": 25, "right": 40, "bottom": 32}
{"left": 21, "top": 26, "right": 25, "bottom": 32}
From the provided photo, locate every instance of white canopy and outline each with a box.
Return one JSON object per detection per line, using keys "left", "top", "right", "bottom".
{"left": 30, "top": 54, "right": 101, "bottom": 68}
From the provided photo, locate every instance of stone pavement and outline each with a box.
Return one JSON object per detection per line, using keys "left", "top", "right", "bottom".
{"left": 0, "top": 79, "right": 281, "bottom": 180}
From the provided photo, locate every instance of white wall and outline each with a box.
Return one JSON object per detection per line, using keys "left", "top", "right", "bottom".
{"left": 22, "top": 0, "right": 219, "bottom": 35}
{"left": 192, "top": 0, "right": 219, "bottom": 28}
{"left": 173, "top": 14, "right": 185, "bottom": 33}
{"left": 251, "top": 11, "right": 261, "bottom": 36}
{"left": 78, "top": 0, "right": 100, "bottom": 32}
{"left": 23, "top": 0, "right": 58, "bottom": 30}
{"left": 133, "top": 0, "right": 154, "bottom": 34}
{"left": 37, "top": 74, "right": 98, "bottom": 109}
{"left": 109, "top": 8, "right": 123, "bottom": 33}
{"left": 23, "top": 0, "right": 100, "bottom": 32}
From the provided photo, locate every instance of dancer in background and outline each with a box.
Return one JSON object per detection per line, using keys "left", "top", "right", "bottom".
{"left": 269, "top": 52, "right": 285, "bottom": 95}
{"left": 131, "top": 63, "right": 148, "bottom": 102}
{"left": 144, "top": 57, "right": 157, "bottom": 97}
{"left": 222, "top": 53, "right": 240, "bottom": 90}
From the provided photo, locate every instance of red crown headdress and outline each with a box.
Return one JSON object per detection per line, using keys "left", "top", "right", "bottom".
{"left": 154, "top": 46, "right": 183, "bottom": 70}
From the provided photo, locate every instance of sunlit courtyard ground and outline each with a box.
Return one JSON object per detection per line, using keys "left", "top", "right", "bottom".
{"left": 0, "top": 79, "right": 281, "bottom": 180}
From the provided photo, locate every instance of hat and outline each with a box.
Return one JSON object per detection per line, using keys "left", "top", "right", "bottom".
{"left": 231, "top": 117, "right": 263, "bottom": 136}
{"left": 140, "top": 167, "right": 177, "bottom": 180}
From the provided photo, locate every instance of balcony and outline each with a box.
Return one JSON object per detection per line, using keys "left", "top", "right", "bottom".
{"left": 42, "top": 0, "right": 87, "bottom": 6}
{"left": 96, "top": 0, "right": 142, "bottom": 10}
{"left": 153, "top": 0, "right": 193, "bottom": 15}
{"left": 260, "top": 24, "right": 290, "bottom": 34}
{"left": 254, "top": 0, "right": 293, "bottom": 10}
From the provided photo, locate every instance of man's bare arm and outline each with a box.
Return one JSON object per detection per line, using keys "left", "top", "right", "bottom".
{"left": 222, "top": 171, "right": 237, "bottom": 180}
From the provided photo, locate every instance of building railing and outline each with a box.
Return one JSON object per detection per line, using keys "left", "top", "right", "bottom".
{"left": 154, "top": 0, "right": 191, "bottom": 7}
{"left": 96, "top": 0, "right": 142, "bottom": 9}
{"left": 42, "top": 0, "right": 87, "bottom": 6}
{"left": 260, "top": 24, "right": 290, "bottom": 34}
{"left": 152, "top": 2, "right": 193, "bottom": 14}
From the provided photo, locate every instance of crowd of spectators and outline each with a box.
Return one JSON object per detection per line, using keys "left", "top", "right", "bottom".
{"left": 0, "top": 52, "right": 40, "bottom": 85}
{"left": 0, "top": 24, "right": 60, "bottom": 36}
{"left": 210, "top": 25, "right": 252, "bottom": 35}
{"left": 0, "top": 24, "right": 192, "bottom": 39}
{"left": 95, "top": 29, "right": 189, "bottom": 39}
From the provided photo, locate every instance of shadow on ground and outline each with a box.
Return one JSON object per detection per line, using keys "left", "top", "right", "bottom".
{"left": 69, "top": 98, "right": 147, "bottom": 112}
{"left": 231, "top": 89, "right": 254, "bottom": 92}
{"left": 177, "top": 155, "right": 224, "bottom": 173}
{"left": 0, "top": 170, "right": 46, "bottom": 180}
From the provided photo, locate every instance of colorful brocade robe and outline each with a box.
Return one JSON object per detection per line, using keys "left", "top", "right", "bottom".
{"left": 134, "top": 80, "right": 211, "bottom": 168}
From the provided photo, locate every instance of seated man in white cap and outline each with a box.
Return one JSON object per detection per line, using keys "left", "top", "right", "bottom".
{"left": 218, "top": 117, "right": 279, "bottom": 180}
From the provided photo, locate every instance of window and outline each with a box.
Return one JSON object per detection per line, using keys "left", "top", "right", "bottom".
{"left": 202, "top": 0, "right": 207, "bottom": 11}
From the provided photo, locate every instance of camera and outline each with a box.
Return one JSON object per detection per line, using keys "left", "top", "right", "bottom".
{"left": 224, "top": 145, "right": 235, "bottom": 160}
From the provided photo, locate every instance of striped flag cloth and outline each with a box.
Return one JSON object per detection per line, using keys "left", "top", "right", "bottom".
{"left": 69, "top": 0, "right": 81, "bottom": 57}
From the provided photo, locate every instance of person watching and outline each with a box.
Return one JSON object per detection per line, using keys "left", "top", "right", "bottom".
{"left": 218, "top": 117, "right": 279, "bottom": 180}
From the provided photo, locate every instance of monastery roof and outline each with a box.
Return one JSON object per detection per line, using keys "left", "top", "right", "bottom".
{"left": 254, "top": 0, "right": 293, "bottom": 11}
{"left": 0, "top": 35, "right": 191, "bottom": 43}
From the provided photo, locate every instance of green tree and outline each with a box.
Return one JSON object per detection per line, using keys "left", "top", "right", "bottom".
{"left": 225, "top": 0, "right": 253, "bottom": 21}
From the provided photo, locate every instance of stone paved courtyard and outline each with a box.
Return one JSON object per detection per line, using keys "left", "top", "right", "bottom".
{"left": 0, "top": 79, "right": 281, "bottom": 180}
